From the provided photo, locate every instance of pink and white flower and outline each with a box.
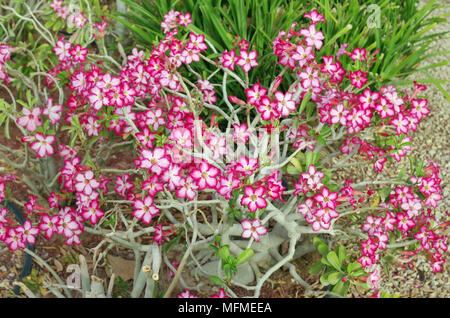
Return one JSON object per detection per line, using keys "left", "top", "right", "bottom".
{"left": 133, "top": 195, "right": 160, "bottom": 224}
{"left": 17, "top": 107, "right": 42, "bottom": 132}
{"left": 236, "top": 50, "right": 258, "bottom": 73}
{"left": 30, "top": 133, "right": 55, "bottom": 158}
{"left": 241, "top": 186, "right": 267, "bottom": 212}
{"left": 241, "top": 219, "right": 267, "bottom": 242}
{"left": 74, "top": 170, "right": 100, "bottom": 195}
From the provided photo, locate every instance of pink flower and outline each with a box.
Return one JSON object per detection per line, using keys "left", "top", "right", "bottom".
{"left": 362, "top": 215, "right": 382, "bottom": 236}
{"left": 190, "top": 162, "right": 220, "bottom": 190}
{"left": 304, "top": 10, "right": 326, "bottom": 24}
{"left": 178, "top": 13, "right": 192, "bottom": 27}
{"left": 309, "top": 214, "right": 331, "bottom": 231}
{"left": 314, "top": 187, "right": 338, "bottom": 209}
{"left": 358, "top": 89, "right": 379, "bottom": 109}
{"left": 187, "top": 33, "right": 207, "bottom": 51}
{"left": 133, "top": 195, "right": 160, "bottom": 224}
{"left": 24, "top": 194, "right": 37, "bottom": 214}
{"left": 89, "top": 86, "right": 109, "bottom": 111}
{"left": 391, "top": 113, "right": 410, "bottom": 135}
{"left": 368, "top": 266, "right": 381, "bottom": 290}
{"left": 5, "top": 229, "right": 26, "bottom": 251}
{"left": 292, "top": 44, "right": 315, "bottom": 68}
{"left": 210, "top": 288, "right": 230, "bottom": 298}
{"left": 235, "top": 156, "right": 259, "bottom": 176}
{"left": 238, "top": 39, "right": 250, "bottom": 51}
{"left": 181, "top": 47, "right": 200, "bottom": 64}
{"left": 141, "top": 175, "right": 164, "bottom": 197}
{"left": 330, "top": 103, "right": 349, "bottom": 125}
{"left": 70, "top": 44, "right": 88, "bottom": 63}
{"left": 38, "top": 214, "right": 61, "bottom": 239}
{"left": 299, "top": 66, "right": 320, "bottom": 89}
{"left": 236, "top": 50, "right": 258, "bottom": 73}
{"left": 177, "top": 289, "right": 198, "bottom": 298}
{"left": 139, "top": 147, "right": 170, "bottom": 175}
{"left": 17, "top": 107, "right": 42, "bottom": 132}
{"left": 30, "top": 133, "right": 55, "bottom": 158}
{"left": 314, "top": 206, "right": 339, "bottom": 223}
{"left": 256, "top": 96, "right": 279, "bottom": 121}
{"left": 361, "top": 238, "right": 378, "bottom": 256}
{"left": 300, "top": 24, "right": 324, "bottom": 50}
{"left": 53, "top": 37, "right": 72, "bottom": 62}
{"left": 57, "top": 213, "right": 80, "bottom": 239}
{"left": 169, "top": 127, "right": 192, "bottom": 148}
{"left": 241, "top": 186, "right": 267, "bottom": 212}
{"left": 16, "top": 220, "right": 39, "bottom": 245}
{"left": 274, "top": 91, "right": 296, "bottom": 117}
{"left": 176, "top": 176, "right": 198, "bottom": 200}
{"left": 297, "top": 198, "right": 316, "bottom": 218}
{"left": 115, "top": 174, "right": 134, "bottom": 198}
{"left": 350, "top": 70, "right": 368, "bottom": 89}
{"left": 241, "top": 219, "right": 267, "bottom": 242}
{"left": 159, "top": 70, "right": 179, "bottom": 90}
{"left": 396, "top": 213, "right": 415, "bottom": 233}
{"left": 153, "top": 223, "right": 164, "bottom": 245}
{"left": 81, "top": 200, "right": 104, "bottom": 225}
{"left": 70, "top": 13, "right": 87, "bottom": 27}
{"left": 350, "top": 47, "right": 367, "bottom": 62}
{"left": 431, "top": 259, "right": 444, "bottom": 273}
{"left": 74, "top": 170, "right": 100, "bottom": 195}
{"left": 375, "top": 97, "right": 395, "bottom": 119}
{"left": 245, "top": 82, "right": 267, "bottom": 105}
{"left": 221, "top": 49, "right": 238, "bottom": 71}
{"left": 43, "top": 98, "right": 62, "bottom": 124}
{"left": 217, "top": 174, "right": 240, "bottom": 200}
{"left": 321, "top": 56, "right": 338, "bottom": 74}
{"left": 232, "top": 123, "right": 251, "bottom": 144}
{"left": 411, "top": 99, "right": 430, "bottom": 120}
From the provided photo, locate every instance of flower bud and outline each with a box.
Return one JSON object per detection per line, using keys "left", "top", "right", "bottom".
{"left": 228, "top": 95, "right": 246, "bottom": 105}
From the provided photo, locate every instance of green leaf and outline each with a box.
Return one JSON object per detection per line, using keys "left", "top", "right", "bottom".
{"left": 320, "top": 272, "right": 329, "bottom": 286}
{"left": 0, "top": 112, "right": 6, "bottom": 127}
{"left": 314, "top": 237, "right": 329, "bottom": 257}
{"left": 236, "top": 248, "right": 254, "bottom": 267}
{"left": 210, "top": 275, "right": 225, "bottom": 286}
{"left": 286, "top": 164, "right": 300, "bottom": 175}
{"left": 337, "top": 246, "right": 346, "bottom": 265}
{"left": 378, "top": 188, "right": 391, "bottom": 202}
{"left": 309, "top": 260, "right": 325, "bottom": 275}
{"left": 327, "top": 271, "right": 343, "bottom": 285}
{"left": 347, "top": 261, "right": 362, "bottom": 274}
{"left": 298, "top": 92, "right": 311, "bottom": 114}
{"left": 289, "top": 157, "right": 302, "bottom": 172}
{"left": 327, "top": 251, "right": 341, "bottom": 271}
{"left": 352, "top": 269, "right": 368, "bottom": 278}
{"left": 332, "top": 280, "right": 349, "bottom": 297}
{"left": 317, "top": 244, "right": 329, "bottom": 257}
{"left": 320, "top": 257, "right": 332, "bottom": 267}
{"left": 218, "top": 245, "right": 231, "bottom": 261}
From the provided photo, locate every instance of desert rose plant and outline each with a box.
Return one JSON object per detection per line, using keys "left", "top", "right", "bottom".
{"left": 0, "top": 1, "right": 447, "bottom": 298}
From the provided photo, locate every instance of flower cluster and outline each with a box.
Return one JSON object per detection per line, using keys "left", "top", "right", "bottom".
{"left": 296, "top": 165, "right": 340, "bottom": 231}
{"left": 220, "top": 47, "right": 258, "bottom": 73}
{"left": 49, "top": 0, "right": 87, "bottom": 28}
{"left": 0, "top": 43, "right": 13, "bottom": 84}
{"left": 357, "top": 160, "right": 446, "bottom": 277}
